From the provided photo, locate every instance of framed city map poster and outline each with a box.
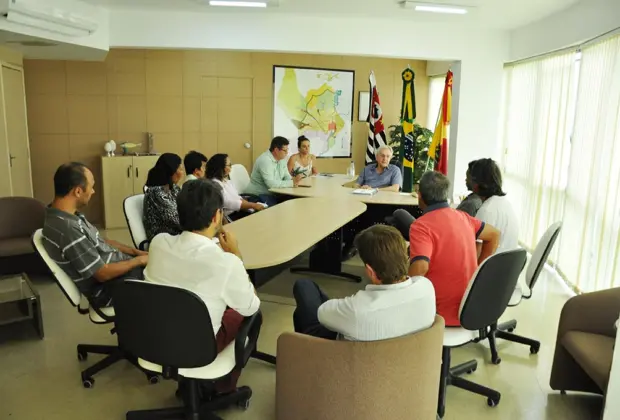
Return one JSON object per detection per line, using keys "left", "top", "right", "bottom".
{"left": 273, "top": 65, "right": 354, "bottom": 158}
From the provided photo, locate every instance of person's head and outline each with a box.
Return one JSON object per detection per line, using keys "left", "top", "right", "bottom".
{"left": 297, "top": 136, "right": 310, "bottom": 156}
{"left": 53, "top": 162, "right": 95, "bottom": 209}
{"left": 354, "top": 225, "right": 409, "bottom": 285}
{"left": 269, "top": 136, "right": 290, "bottom": 161}
{"left": 375, "top": 145, "right": 393, "bottom": 168}
{"left": 184, "top": 151, "right": 208, "bottom": 179}
{"left": 418, "top": 171, "right": 450, "bottom": 210}
{"left": 145, "top": 153, "right": 183, "bottom": 188}
{"left": 177, "top": 179, "right": 224, "bottom": 236}
{"left": 466, "top": 158, "right": 505, "bottom": 199}
{"left": 205, "top": 153, "right": 231, "bottom": 181}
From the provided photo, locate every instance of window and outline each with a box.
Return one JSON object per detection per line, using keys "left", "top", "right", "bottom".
{"left": 427, "top": 75, "right": 446, "bottom": 129}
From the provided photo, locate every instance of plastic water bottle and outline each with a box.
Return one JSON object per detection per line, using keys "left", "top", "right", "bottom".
{"left": 348, "top": 161, "right": 355, "bottom": 178}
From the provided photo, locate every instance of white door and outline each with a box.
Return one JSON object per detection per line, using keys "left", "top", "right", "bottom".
{"left": 2, "top": 65, "right": 32, "bottom": 197}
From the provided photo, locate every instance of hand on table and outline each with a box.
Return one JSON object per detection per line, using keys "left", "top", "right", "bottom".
{"left": 293, "top": 174, "right": 304, "bottom": 187}
{"left": 252, "top": 203, "right": 265, "bottom": 211}
{"left": 133, "top": 249, "right": 148, "bottom": 256}
{"left": 361, "top": 185, "right": 373, "bottom": 190}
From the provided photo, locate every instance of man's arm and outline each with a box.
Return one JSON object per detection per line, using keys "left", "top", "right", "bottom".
{"left": 221, "top": 258, "right": 260, "bottom": 316}
{"left": 93, "top": 257, "right": 148, "bottom": 282}
{"left": 105, "top": 239, "right": 142, "bottom": 256}
{"left": 476, "top": 223, "right": 500, "bottom": 264}
{"left": 353, "top": 169, "right": 365, "bottom": 188}
{"left": 258, "top": 159, "right": 293, "bottom": 188}
{"left": 408, "top": 223, "right": 433, "bottom": 277}
{"left": 317, "top": 297, "right": 356, "bottom": 337}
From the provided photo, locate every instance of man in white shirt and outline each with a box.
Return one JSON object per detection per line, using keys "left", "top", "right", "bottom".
{"left": 145, "top": 179, "right": 260, "bottom": 391}
{"left": 467, "top": 158, "right": 520, "bottom": 253}
{"left": 292, "top": 225, "right": 436, "bottom": 341}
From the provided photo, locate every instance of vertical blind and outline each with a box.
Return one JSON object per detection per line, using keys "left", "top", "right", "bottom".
{"left": 501, "top": 35, "right": 620, "bottom": 292}
{"left": 556, "top": 36, "right": 620, "bottom": 292}
{"left": 500, "top": 52, "right": 577, "bottom": 251}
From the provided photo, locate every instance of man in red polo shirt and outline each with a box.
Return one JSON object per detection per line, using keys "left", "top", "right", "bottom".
{"left": 408, "top": 171, "right": 500, "bottom": 326}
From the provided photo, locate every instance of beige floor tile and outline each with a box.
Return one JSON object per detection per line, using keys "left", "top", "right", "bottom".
{"left": 0, "top": 231, "right": 605, "bottom": 420}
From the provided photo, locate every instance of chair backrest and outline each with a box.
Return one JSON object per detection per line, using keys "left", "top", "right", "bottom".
{"left": 275, "top": 315, "right": 445, "bottom": 420}
{"left": 526, "top": 222, "right": 562, "bottom": 292}
{"left": 113, "top": 280, "right": 218, "bottom": 369}
{"left": 229, "top": 164, "right": 251, "bottom": 193}
{"left": 123, "top": 194, "right": 148, "bottom": 250}
{"left": 459, "top": 249, "right": 527, "bottom": 331}
{"left": 0, "top": 197, "right": 45, "bottom": 240}
{"left": 32, "top": 229, "right": 82, "bottom": 307}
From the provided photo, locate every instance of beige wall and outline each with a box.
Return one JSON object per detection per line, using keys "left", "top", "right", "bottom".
{"left": 24, "top": 49, "right": 429, "bottom": 224}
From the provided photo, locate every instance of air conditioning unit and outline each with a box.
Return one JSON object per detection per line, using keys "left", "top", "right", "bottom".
{"left": 0, "top": 0, "right": 98, "bottom": 37}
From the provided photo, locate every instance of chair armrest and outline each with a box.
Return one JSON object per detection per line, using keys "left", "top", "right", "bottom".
{"left": 558, "top": 287, "right": 620, "bottom": 339}
{"left": 234, "top": 311, "right": 262, "bottom": 369}
{"left": 138, "top": 239, "right": 150, "bottom": 251}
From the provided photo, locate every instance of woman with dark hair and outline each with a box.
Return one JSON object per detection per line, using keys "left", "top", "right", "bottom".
{"left": 287, "top": 135, "right": 318, "bottom": 177}
{"left": 207, "top": 153, "right": 266, "bottom": 221}
{"left": 467, "top": 158, "right": 519, "bottom": 253}
{"left": 143, "top": 153, "right": 184, "bottom": 240}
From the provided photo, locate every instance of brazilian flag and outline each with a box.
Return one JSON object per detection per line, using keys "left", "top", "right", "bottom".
{"left": 400, "top": 68, "right": 416, "bottom": 193}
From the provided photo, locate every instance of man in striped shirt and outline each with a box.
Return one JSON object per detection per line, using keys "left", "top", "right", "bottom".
{"left": 42, "top": 162, "right": 148, "bottom": 307}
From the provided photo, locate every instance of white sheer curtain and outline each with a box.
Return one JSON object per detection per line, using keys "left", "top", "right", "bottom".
{"left": 556, "top": 36, "right": 620, "bottom": 292}
{"left": 500, "top": 52, "right": 577, "bottom": 251}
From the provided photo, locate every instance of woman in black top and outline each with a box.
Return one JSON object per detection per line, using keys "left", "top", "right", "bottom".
{"left": 143, "top": 153, "right": 184, "bottom": 240}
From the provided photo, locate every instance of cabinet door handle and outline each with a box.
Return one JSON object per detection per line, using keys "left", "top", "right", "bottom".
{"left": 127, "top": 165, "right": 131, "bottom": 178}
{"left": 135, "top": 167, "right": 139, "bottom": 178}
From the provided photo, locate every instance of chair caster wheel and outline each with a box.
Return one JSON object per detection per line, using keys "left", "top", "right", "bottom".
{"left": 82, "top": 377, "right": 95, "bottom": 389}
{"left": 487, "top": 396, "right": 500, "bottom": 407}
{"left": 530, "top": 344, "right": 540, "bottom": 354}
{"left": 147, "top": 374, "right": 159, "bottom": 384}
{"left": 492, "top": 357, "right": 502, "bottom": 365}
{"left": 466, "top": 368, "right": 476, "bottom": 374}
{"left": 238, "top": 398, "right": 251, "bottom": 410}
{"left": 77, "top": 351, "right": 88, "bottom": 361}
{"left": 507, "top": 328, "right": 515, "bottom": 333}
{"left": 560, "top": 390, "right": 567, "bottom": 395}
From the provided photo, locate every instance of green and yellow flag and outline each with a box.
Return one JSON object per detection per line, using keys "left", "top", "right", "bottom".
{"left": 400, "top": 68, "right": 417, "bottom": 193}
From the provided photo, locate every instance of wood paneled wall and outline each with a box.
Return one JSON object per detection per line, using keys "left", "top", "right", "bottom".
{"left": 24, "top": 49, "right": 429, "bottom": 224}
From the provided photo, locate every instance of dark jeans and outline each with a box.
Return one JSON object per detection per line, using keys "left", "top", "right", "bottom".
{"left": 258, "top": 193, "right": 279, "bottom": 207}
{"left": 386, "top": 209, "right": 416, "bottom": 241}
{"left": 292, "top": 279, "right": 338, "bottom": 340}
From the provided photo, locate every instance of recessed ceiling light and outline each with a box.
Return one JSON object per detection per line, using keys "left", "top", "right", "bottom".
{"left": 401, "top": 2, "right": 470, "bottom": 15}
{"left": 209, "top": 1, "right": 267, "bottom": 7}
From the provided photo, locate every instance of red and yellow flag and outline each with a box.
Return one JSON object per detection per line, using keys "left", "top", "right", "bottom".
{"left": 429, "top": 71, "right": 453, "bottom": 175}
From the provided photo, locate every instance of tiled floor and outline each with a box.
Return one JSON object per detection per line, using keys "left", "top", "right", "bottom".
{"left": 0, "top": 228, "right": 605, "bottom": 419}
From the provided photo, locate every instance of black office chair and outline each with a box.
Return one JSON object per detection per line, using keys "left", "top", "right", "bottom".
{"left": 113, "top": 280, "right": 262, "bottom": 420}
{"left": 437, "top": 249, "right": 527, "bottom": 419}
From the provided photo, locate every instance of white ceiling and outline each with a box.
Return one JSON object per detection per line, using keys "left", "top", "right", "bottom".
{"left": 81, "top": 0, "right": 580, "bottom": 30}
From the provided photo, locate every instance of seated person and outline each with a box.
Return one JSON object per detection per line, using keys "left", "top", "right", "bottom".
{"left": 143, "top": 153, "right": 184, "bottom": 241}
{"left": 42, "top": 162, "right": 148, "bottom": 308}
{"left": 244, "top": 136, "right": 303, "bottom": 206}
{"left": 145, "top": 179, "right": 260, "bottom": 392}
{"left": 207, "top": 153, "right": 266, "bottom": 221}
{"left": 287, "top": 135, "right": 318, "bottom": 178}
{"left": 467, "top": 158, "right": 519, "bottom": 253}
{"left": 353, "top": 145, "right": 402, "bottom": 192}
{"left": 408, "top": 171, "right": 500, "bottom": 327}
{"left": 292, "top": 224, "right": 436, "bottom": 341}
{"left": 388, "top": 160, "right": 483, "bottom": 239}
{"left": 184, "top": 150, "right": 208, "bottom": 182}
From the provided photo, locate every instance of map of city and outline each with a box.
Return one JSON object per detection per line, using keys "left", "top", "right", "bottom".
{"left": 273, "top": 66, "right": 354, "bottom": 157}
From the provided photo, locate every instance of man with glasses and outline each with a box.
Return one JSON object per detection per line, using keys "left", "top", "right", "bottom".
{"left": 244, "top": 136, "right": 303, "bottom": 206}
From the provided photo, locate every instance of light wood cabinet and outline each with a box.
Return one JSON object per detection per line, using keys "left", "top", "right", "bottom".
{"left": 101, "top": 155, "right": 159, "bottom": 229}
